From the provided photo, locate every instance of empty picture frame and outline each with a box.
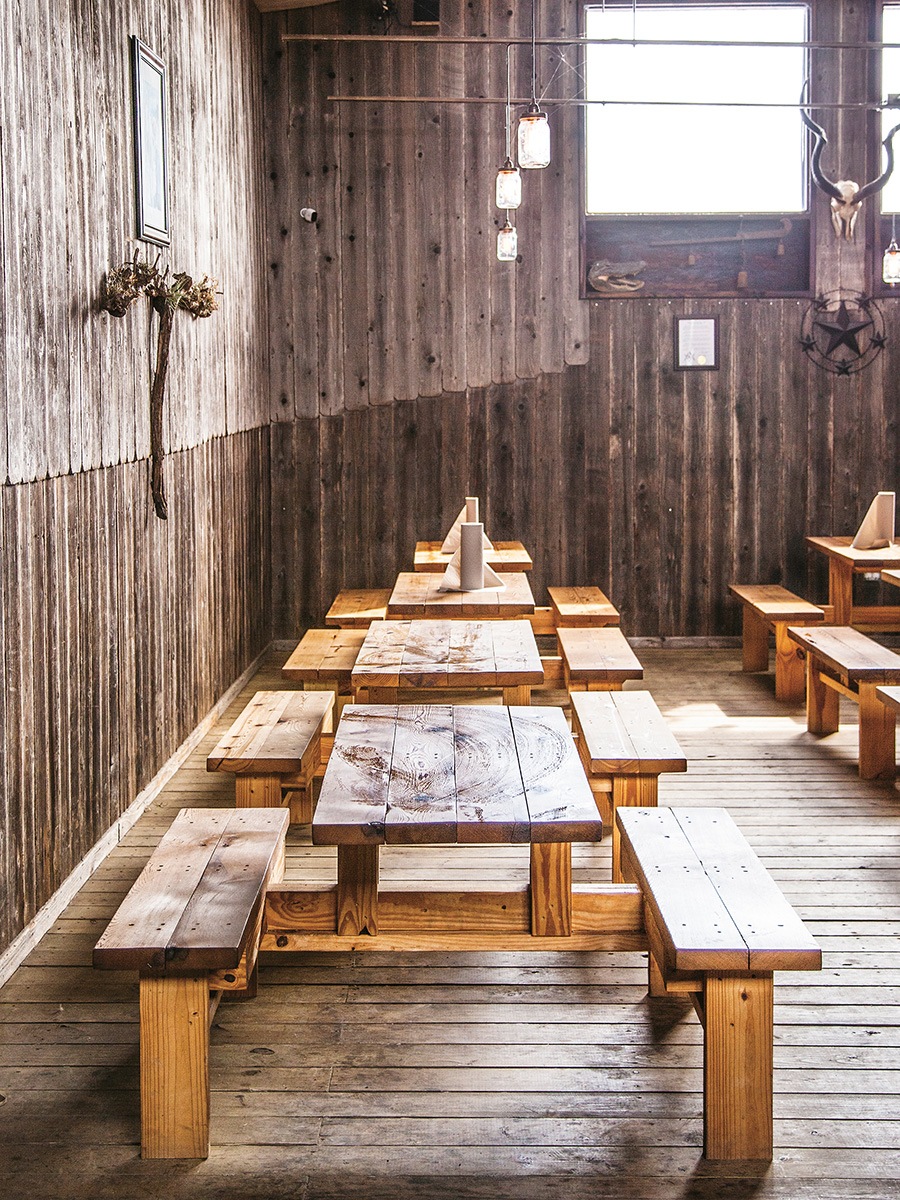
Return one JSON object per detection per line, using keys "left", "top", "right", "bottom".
{"left": 131, "top": 36, "right": 170, "bottom": 246}
{"left": 674, "top": 316, "right": 718, "bottom": 370}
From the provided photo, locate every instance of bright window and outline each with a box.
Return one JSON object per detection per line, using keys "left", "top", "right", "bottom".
{"left": 584, "top": 4, "right": 809, "bottom": 214}
{"left": 882, "top": 6, "right": 900, "bottom": 213}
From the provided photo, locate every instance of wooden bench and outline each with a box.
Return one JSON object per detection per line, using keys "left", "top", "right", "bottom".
{"left": 729, "top": 583, "right": 825, "bottom": 702}
{"left": 618, "top": 806, "right": 821, "bottom": 1161}
{"left": 93, "top": 808, "right": 289, "bottom": 1159}
{"left": 570, "top": 691, "right": 687, "bottom": 882}
{"left": 548, "top": 585, "right": 620, "bottom": 627}
{"left": 206, "top": 690, "right": 332, "bottom": 823}
{"left": 787, "top": 624, "right": 900, "bottom": 779}
{"left": 281, "top": 628, "right": 366, "bottom": 722}
{"left": 557, "top": 626, "right": 643, "bottom": 691}
{"left": 325, "top": 588, "right": 390, "bottom": 627}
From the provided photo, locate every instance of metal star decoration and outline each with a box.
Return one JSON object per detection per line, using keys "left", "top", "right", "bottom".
{"left": 799, "top": 292, "right": 886, "bottom": 375}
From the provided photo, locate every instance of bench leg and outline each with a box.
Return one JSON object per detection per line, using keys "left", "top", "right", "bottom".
{"left": 610, "top": 776, "right": 658, "bottom": 884}
{"left": 858, "top": 683, "right": 896, "bottom": 781}
{"left": 741, "top": 607, "right": 770, "bottom": 673}
{"left": 529, "top": 843, "right": 572, "bottom": 936}
{"left": 806, "top": 660, "right": 839, "bottom": 735}
{"left": 235, "top": 775, "right": 283, "bottom": 809}
{"left": 703, "top": 971, "right": 774, "bottom": 1161}
{"left": 337, "top": 844, "right": 380, "bottom": 935}
{"left": 139, "top": 973, "right": 210, "bottom": 1159}
{"left": 773, "top": 622, "right": 806, "bottom": 703}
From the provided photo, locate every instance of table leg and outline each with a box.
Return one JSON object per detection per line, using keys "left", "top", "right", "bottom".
{"left": 502, "top": 684, "right": 531, "bottom": 705}
{"left": 337, "top": 844, "right": 380, "bottom": 935}
{"left": 857, "top": 683, "right": 896, "bottom": 780}
{"left": 829, "top": 558, "right": 853, "bottom": 625}
{"left": 529, "top": 843, "right": 572, "bottom": 936}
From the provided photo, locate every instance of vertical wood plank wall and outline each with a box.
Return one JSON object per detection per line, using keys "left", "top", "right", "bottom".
{"left": 266, "top": 0, "right": 900, "bottom": 637}
{"left": 0, "top": 0, "right": 270, "bottom": 955}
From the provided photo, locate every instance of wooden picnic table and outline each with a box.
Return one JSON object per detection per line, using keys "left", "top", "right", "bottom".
{"left": 413, "top": 540, "right": 533, "bottom": 573}
{"left": 387, "top": 571, "right": 535, "bottom": 618}
{"left": 807, "top": 536, "right": 900, "bottom": 627}
{"left": 311, "top": 703, "right": 602, "bottom": 937}
{"left": 352, "top": 619, "right": 543, "bottom": 705}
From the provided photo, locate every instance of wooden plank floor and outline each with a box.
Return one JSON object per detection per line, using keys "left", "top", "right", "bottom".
{"left": 2, "top": 648, "right": 900, "bottom": 1199}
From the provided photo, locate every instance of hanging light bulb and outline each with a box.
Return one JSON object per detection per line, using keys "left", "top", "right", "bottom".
{"left": 497, "top": 216, "right": 518, "bottom": 262}
{"left": 884, "top": 215, "right": 900, "bottom": 285}
{"left": 518, "top": 0, "right": 550, "bottom": 169}
{"left": 495, "top": 46, "right": 521, "bottom": 209}
{"left": 495, "top": 158, "right": 522, "bottom": 209}
{"left": 518, "top": 104, "right": 551, "bottom": 169}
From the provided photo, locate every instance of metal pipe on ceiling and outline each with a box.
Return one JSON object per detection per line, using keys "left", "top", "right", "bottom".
{"left": 283, "top": 33, "right": 900, "bottom": 50}
{"left": 327, "top": 96, "right": 898, "bottom": 109}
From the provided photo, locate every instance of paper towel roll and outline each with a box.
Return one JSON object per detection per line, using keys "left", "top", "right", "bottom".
{"left": 852, "top": 491, "right": 896, "bottom": 550}
{"left": 459, "top": 522, "right": 485, "bottom": 591}
{"left": 465, "top": 496, "right": 479, "bottom": 523}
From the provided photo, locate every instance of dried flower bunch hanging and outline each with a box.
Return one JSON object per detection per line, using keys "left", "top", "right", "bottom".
{"left": 102, "top": 251, "right": 219, "bottom": 519}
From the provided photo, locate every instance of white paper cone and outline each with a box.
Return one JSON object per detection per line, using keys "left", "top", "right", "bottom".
{"left": 465, "top": 496, "right": 479, "bottom": 523}
{"left": 460, "top": 522, "right": 485, "bottom": 591}
{"left": 851, "top": 491, "right": 896, "bottom": 549}
{"left": 440, "top": 499, "right": 495, "bottom": 554}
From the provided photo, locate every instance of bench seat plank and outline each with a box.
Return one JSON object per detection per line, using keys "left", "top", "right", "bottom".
{"left": 571, "top": 691, "right": 687, "bottom": 775}
{"left": 281, "top": 628, "right": 366, "bottom": 683}
{"left": 325, "top": 588, "right": 391, "bottom": 627}
{"left": 618, "top": 807, "right": 821, "bottom": 973}
{"left": 206, "top": 691, "right": 331, "bottom": 775}
{"left": 557, "top": 627, "right": 643, "bottom": 686}
{"left": 729, "top": 583, "right": 824, "bottom": 624}
{"left": 786, "top": 624, "right": 900, "bottom": 682}
{"left": 93, "top": 809, "right": 289, "bottom": 973}
{"left": 548, "top": 585, "right": 620, "bottom": 627}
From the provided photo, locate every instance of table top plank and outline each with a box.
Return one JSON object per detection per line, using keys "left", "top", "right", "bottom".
{"left": 387, "top": 572, "right": 535, "bottom": 618}
{"left": 384, "top": 705, "right": 458, "bottom": 843}
{"left": 312, "top": 705, "right": 399, "bottom": 844}
{"left": 206, "top": 691, "right": 331, "bottom": 774}
{"left": 414, "top": 540, "right": 533, "bottom": 573}
{"left": 452, "top": 706, "right": 532, "bottom": 843}
{"left": 509, "top": 706, "right": 604, "bottom": 843}
{"left": 351, "top": 620, "right": 413, "bottom": 688}
{"left": 489, "top": 620, "right": 545, "bottom": 686}
{"left": 787, "top": 624, "right": 900, "bottom": 682}
{"left": 446, "top": 620, "right": 497, "bottom": 685}
{"left": 807, "top": 535, "right": 900, "bottom": 569}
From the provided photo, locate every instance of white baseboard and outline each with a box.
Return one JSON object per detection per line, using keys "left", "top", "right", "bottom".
{"left": 0, "top": 645, "right": 269, "bottom": 990}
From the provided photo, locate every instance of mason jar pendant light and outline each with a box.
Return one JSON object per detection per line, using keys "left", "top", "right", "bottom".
{"left": 517, "top": 0, "right": 550, "bottom": 169}
{"left": 884, "top": 216, "right": 900, "bottom": 286}
{"left": 497, "top": 215, "right": 518, "bottom": 261}
{"left": 495, "top": 47, "right": 522, "bottom": 209}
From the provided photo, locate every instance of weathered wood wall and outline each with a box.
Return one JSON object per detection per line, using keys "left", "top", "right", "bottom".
{"left": 266, "top": 0, "right": 900, "bottom": 637}
{"left": 0, "top": 0, "right": 270, "bottom": 956}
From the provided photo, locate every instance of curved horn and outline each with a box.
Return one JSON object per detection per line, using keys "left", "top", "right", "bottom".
{"left": 800, "top": 106, "right": 844, "bottom": 202}
{"left": 854, "top": 121, "right": 900, "bottom": 202}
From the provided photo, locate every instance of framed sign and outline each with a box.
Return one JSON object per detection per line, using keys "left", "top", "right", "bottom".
{"left": 131, "top": 36, "right": 170, "bottom": 246}
{"left": 674, "top": 316, "right": 718, "bottom": 370}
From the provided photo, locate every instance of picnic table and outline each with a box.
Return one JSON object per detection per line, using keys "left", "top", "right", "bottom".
{"left": 387, "top": 571, "right": 535, "bottom": 618}
{"left": 807, "top": 536, "right": 900, "bottom": 626}
{"left": 351, "top": 619, "right": 543, "bottom": 705}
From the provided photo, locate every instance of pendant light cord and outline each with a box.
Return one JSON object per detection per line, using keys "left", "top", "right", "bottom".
{"left": 530, "top": 0, "right": 537, "bottom": 105}
{"left": 506, "top": 44, "right": 513, "bottom": 158}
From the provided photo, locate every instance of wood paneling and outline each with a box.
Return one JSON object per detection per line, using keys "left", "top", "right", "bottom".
{"left": 0, "top": 430, "right": 271, "bottom": 955}
{"left": 1, "top": 0, "right": 269, "bottom": 488}
{"left": 273, "top": 298, "right": 900, "bottom": 639}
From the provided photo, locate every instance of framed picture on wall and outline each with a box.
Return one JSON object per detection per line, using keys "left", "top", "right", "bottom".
{"left": 674, "top": 316, "right": 719, "bottom": 370}
{"left": 131, "top": 36, "right": 170, "bottom": 246}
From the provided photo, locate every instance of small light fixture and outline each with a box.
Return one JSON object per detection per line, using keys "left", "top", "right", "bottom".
{"left": 495, "top": 48, "right": 521, "bottom": 209}
{"left": 517, "top": 0, "right": 550, "bottom": 169}
{"left": 497, "top": 215, "right": 518, "bottom": 262}
{"left": 883, "top": 215, "right": 900, "bottom": 285}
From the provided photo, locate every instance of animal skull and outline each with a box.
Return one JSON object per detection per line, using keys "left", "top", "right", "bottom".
{"left": 801, "top": 106, "right": 900, "bottom": 241}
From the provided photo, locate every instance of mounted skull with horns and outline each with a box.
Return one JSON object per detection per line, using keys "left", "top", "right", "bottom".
{"left": 801, "top": 106, "right": 900, "bottom": 240}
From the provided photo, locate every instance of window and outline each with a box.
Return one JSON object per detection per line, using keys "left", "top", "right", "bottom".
{"left": 584, "top": 4, "right": 809, "bottom": 215}
{"left": 881, "top": 5, "right": 900, "bottom": 213}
